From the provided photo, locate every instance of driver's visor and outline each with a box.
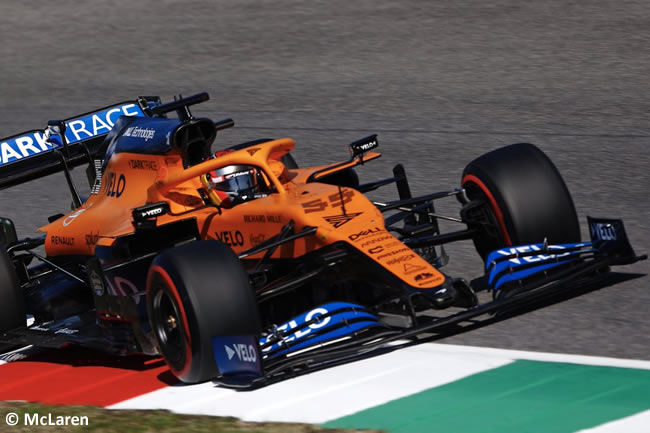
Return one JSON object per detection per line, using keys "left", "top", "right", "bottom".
{"left": 209, "top": 169, "right": 257, "bottom": 192}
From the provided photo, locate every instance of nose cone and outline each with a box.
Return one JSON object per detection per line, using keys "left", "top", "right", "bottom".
{"left": 341, "top": 225, "right": 445, "bottom": 290}
{"left": 296, "top": 183, "right": 445, "bottom": 290}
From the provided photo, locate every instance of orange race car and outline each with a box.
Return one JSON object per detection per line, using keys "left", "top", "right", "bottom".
{"left": 0, "top": 93, "right": 644, "bottom": 386}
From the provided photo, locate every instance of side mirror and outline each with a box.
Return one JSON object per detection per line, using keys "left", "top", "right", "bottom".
{"left": 0, "top": 217, "right": 17, "bottom": 244}
{"left": 348, "top": 134, "right": 378, "bottom": 158}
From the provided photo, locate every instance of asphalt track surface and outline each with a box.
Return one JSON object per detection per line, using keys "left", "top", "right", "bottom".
{"left": 0, "top": 0, "right": 648, "bottom": 364}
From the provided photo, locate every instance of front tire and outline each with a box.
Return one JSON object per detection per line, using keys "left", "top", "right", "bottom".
{"left": 462, "top": 143, "right": 581, "bottom": 259}
{"left": 147, "top": 240, "right": 261, "bottom": 383}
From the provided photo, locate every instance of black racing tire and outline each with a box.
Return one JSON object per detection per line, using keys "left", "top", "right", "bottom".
{"left": 0, "top": 248, "right": 25, "bottom": 332}
{"left": 147, "top": 240, "right": 261, "bottom": 384}
{"left": 462, "top": 143, "right": 580, "bottom": 260}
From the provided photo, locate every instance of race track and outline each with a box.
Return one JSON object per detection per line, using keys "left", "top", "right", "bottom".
{"left": 0, "top": 0, "right": 648, "bottom": 372}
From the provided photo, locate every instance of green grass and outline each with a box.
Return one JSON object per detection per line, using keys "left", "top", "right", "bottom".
{"left": 0, "top": 402, "right": 382, "bottom": 433}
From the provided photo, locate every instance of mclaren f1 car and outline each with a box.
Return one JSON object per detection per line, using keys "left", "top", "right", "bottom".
{"left": 0, "top": 92, "right": 644, "bottom": 386}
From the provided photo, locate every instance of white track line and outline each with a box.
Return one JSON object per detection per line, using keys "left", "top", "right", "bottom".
{"left": 110, "top": 344, "right": 511, "bottom": 423}
{"left": 431, "top": 343, "right": 650, "bottom": 370}
{"left": 575, "top": 409, "right": 650, "bottom": 433}
{"left": 110, "top": 343, "right": 650, "bottom": 423}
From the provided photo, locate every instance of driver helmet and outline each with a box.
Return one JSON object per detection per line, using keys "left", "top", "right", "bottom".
{"left": 206, "top": 165, "right": 260, "bottom": 206}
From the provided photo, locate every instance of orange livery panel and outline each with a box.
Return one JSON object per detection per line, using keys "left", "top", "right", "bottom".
{"left": 39, "top": 137, "right": 443, "bottom": 290}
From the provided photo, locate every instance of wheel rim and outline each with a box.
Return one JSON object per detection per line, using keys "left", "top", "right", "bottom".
{"left": 152, "top": 286, "right": 187, "bottom": 370}
{"left": 462, "top": 182, "right": 508, "bottom": 259}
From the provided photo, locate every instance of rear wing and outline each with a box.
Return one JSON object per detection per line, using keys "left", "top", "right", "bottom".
{"left": 0, "top": 97, "right": 159, "bottom": 190}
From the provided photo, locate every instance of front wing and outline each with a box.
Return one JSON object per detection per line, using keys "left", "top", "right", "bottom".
{"left": 0, "top": 217, "right": 644, "bottom": 387}
{"left": 211, "top": 216, "right": 646, "bottom": 388}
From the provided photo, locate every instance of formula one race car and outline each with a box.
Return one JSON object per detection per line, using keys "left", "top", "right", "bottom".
{"left": 0, "top": 93, "right": 644, "bottom": 386}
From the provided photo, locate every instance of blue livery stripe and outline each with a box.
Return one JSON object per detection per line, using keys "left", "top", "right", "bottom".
{"left": 211, "top": 335, "right": 262, "bottom": 377}
{"left": 485, "top": 242, "right": 597, "bottom": 290}
{"left": 260, "top": 302, "right": 385, "bottom": 359}
{"left": 492, "top": 260, "right": 572, "bottom": 290}
{"left": 0, "top": 102, "right": 145, "bottom": 167}
{"left": 485, "top": 242, "right": 593, "bottom": 272}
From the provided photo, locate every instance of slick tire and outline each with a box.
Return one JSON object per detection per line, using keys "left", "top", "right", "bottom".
{"left": 147, "top": 240, "right": 261, "bottom": 384}
{"left": 0, "top": 247, "right": 25, "bottom": 332}
{"left": 462, "top": 143, "right": 580, "bottom": 260}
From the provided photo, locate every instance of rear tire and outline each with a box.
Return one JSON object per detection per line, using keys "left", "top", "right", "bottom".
{"left": 0, "top": 248, "right": 25, "bottom": 332}
{"left": 462, "top": 143, "right": 580, "bottom": 259}
{"left": 147, "top": 240, "right": 261, "bottom": 384}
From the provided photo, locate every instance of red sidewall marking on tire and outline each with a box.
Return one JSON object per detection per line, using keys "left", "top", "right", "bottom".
{"left": 462, "top": 174, "right": 513, "bottom": 246}
{"left": 147, "top": 265, "right": 193, "bottom": 380}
